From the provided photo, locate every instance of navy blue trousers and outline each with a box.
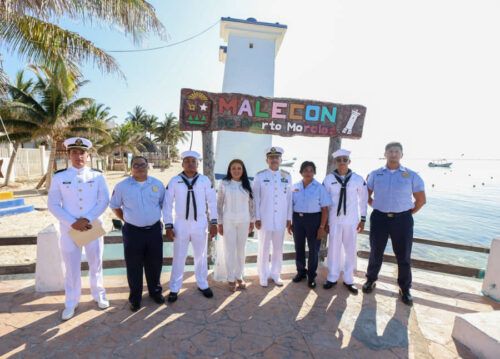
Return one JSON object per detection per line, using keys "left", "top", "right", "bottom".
{"left": 292, "top": 212, "right": 322, "bottom": 280}
{"left": 366, "top": 210, "right": 414, "bottom": 291}
{"left": 123, "top": 221, "right": 163, "bottom": 304}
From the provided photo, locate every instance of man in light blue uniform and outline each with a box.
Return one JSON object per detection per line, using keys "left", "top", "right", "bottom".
{"left": 363, "top": 142, "right": 426, "bottom": 306}
{"left": 110, "top": 156, "right": 166, "bottom": 311}
{"left": 291, "top": 161, "right": 331, "bottom": 288}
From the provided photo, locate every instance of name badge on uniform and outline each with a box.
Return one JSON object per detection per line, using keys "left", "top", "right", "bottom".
{"left": 263, "top": 179, "right": 270, "bottom": 183}
{"left": 402, "top": 172, "right": 410, "bottom": 178}
{"left": 63, "top": 181, "right": 71, "bottom": 184}
{"left": 152, "top": 185, "right": 159, "bottom": 192}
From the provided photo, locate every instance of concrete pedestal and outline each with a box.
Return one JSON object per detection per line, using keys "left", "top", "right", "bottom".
{"left": 35, "top": 224, "right": 65, "bottom": 292}
{"left": 482, "top": 238, "right": 500, "bottom": 301}
{"left": 452, "top": 311, "right": 500, "bottom": 359}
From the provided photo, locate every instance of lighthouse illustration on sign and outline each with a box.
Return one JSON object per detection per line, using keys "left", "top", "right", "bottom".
{"left": 214, "top": 17, "right": 287, "bottom": 179}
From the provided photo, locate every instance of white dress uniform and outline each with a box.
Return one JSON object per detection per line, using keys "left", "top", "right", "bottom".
{"left": 253, "top": 161, "right": 292, "bottom": 286}
{"left": 323, "top": 152, "right": 368, "bottom": 285}
{"left": 47, "top": 145, "right": 110, "bottom": 310}
{"left": 163, "top": 171, "right": 217, "bottom": 293}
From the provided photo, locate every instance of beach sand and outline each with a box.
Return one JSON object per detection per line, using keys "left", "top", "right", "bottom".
{"left": 0, "top": 163, "right": 183, "bottom": 265}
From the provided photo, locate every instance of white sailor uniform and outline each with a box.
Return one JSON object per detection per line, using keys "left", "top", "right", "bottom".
{"left": 47, "top": 166, "right": 110, "bottom": 309}
{"left": 323, "top": 170, "right": 368, "bottom": 284}
{"left": 163, "top": 172, "right": 217, "bottom": 292}
{"left": 253, "top": 168, "right": 292, "bottom": 286}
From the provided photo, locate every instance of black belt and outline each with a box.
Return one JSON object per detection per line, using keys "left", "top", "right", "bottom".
{"left": 124, "top": 221, "right": 161, "bottom": 230}
{"left": 293, "top": 212, "right": 321, "bottom": 217}
{"left": 373, "top": 209, "right": 411, "bottom": 218}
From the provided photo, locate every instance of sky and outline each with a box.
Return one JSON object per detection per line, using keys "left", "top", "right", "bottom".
{"left": 2, "top": 0, "right": 500, "bottom": 159}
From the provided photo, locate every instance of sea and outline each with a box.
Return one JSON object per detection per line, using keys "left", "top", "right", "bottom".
{"left": 102, "top": 158, "right": 500, "bottom": 275}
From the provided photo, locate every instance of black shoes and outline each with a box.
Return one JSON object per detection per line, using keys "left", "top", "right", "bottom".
{"left": 292, "top": 273, "right": 307, "bottom": 283}
{"left": 198, "top": 287, "right": 214, "bottom": 298}
{"left": 129, "top": 302, "right": 141, "bottom": 312}
{"left": 167, "top": 292, "right": 178, "bottom": 303}
{"left": 362, "top": 280, "right": 376, "bottom": 293}
{"left": 150, "top": 293, "right": 165, "bottom": 304}
{"left": 343, "top": 282, "right": 359, "bottom": 295}
{"left": 323, "top": 280, "right": 337, "bottom": 289}
{"left": 308, "top": 280, "right": 316, "bottom": 289}
{"left": 399, "top": 289, "right": 413, "bottom": 306}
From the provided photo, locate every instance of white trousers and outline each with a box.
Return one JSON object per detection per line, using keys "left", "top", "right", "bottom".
{"left": 223, "top": 221, "right": 248, "bottom": 282}
{"left": 60, "top": 231, "right": 106, "bottom": 309}
{"left": 170, "top": 221, "right": 209, "bottom": 292}
{"left": 257, "top": 230, "right": 285, "bottom": 285}
{"left": 327, "top": 223, "right": 358, "bottom": 284}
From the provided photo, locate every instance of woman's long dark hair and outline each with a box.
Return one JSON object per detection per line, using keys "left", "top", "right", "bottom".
{"left": 223, "top": 159, "right": 253, "bottom": 199}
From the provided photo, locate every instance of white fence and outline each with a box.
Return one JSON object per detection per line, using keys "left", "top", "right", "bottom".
{"left": 0, "top": 145, "right": 50, "bottom": 181}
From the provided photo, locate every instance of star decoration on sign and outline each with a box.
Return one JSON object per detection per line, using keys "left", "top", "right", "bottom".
{"left": 199, "top": 103, "right": 208, "bottom": 111}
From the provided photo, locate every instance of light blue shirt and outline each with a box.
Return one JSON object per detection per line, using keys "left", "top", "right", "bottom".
{"left": 292, "top": 179, "right": 332, "bottom": 213}
{"left": 110, "top": 176, "right": 165, "bottom": 227}
{"left": 366, "top": 166, "right": 425, "bottom": 213}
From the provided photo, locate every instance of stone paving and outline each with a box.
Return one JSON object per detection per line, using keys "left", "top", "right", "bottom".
{"left": 0, "top": 259, "right": 498, "bottom": 358}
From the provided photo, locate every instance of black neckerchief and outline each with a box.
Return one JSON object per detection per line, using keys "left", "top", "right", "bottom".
{"left": 333, "top": 169, "right": 352, "bottom": 216}
{"left": 180, "top": 172, "right": 200, "bottom": 221}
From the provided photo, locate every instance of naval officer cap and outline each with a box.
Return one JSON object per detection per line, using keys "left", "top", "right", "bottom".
{"left": 64, "top": 137, "right": 92, "bottom": 151}
{"left": 332, "top": 149, "right": 351, "bottom": 158}
{"left": 266, "top": 146, "right": 284, "bottom": 157}
{"left": 181, "top": 150, "right": 201, "bottom": 160}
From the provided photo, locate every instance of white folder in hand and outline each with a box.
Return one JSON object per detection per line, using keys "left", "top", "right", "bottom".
{"left": 69, "top": 221, "right": 106, "bottom": 247}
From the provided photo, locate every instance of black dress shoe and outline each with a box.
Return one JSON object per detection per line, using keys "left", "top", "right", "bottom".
{"left": 198, "top": 287, "right": 214, "bottom": 298}
{"left": 167, "top": 292, "right": 178, "bottom": 303}
{"left": 292, "top": 273, "right": 307, "bottom": 283}
{"left": 150, "top": 294, "right": 165, "bottom": 304}
{"left": 323, "top": 280, "right": 337, "bottom": 289}
{"left": 343, "top": 282, "right": 359, "bottom": 295}
{"left": 308, "top": 280, "right": 317, "bottom": 289}
{"left": 129, "top": 302, "right": 141, "bottom": 312}
{"left": 362, "top": 280, "right": 376, "bottom": 294}
{"left": 399, "top": 289, "right": 413, "bottom": 306}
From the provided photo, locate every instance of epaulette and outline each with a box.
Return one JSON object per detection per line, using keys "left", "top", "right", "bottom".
{"left": 54, "top": 168, "right": 67, "bottom": 174}
{"left": 280, "top": 169, "right": 290, "bottom": 176}
{"left": 91, "top": 168, "right": 103, "bottom": 173}
{"left": 256, "top": 169, "right": 267, "bottom": 175}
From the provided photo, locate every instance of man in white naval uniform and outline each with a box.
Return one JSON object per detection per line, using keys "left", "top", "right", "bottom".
{"left": 253, "top": 146, "right": 292, "bottom": 287}
{"left": 323, "top": 149, "right": 368, "bottom": 294}
{"left": 47, "top": 137, "right": 110, "bottom": 320}
{"left": 164, "top": 150, "right": 218, "bottom": 303}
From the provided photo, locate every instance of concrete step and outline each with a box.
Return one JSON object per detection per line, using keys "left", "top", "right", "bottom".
{"left": 0, "top": 204, "right": 34, "bottom": 217}
{"left": 0, "top": 191, "right": 14, "bottom": 200}
{"left": 452, "top": 311, "right": 500, "bottom": 359}
{"left": 0, "top": 198, "right": 25, "bottom": 209}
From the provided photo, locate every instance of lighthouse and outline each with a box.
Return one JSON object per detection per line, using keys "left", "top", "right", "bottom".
{"left": 214, "top": 17, "right": 287, "bottom": 179}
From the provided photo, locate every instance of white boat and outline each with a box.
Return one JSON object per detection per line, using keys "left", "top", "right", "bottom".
{"left": 428, "top": 159, "right": 453, "bottom": 168}
{"left": 280, "top": 157, "right": 297, "bottom": 167}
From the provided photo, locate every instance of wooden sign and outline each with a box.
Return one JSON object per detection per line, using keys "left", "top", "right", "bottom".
{"left": 179, "top": 88, "right": 366, "bottom": 138}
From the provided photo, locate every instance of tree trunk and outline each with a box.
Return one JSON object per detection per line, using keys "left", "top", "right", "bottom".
{"left": 202, "top": 131, "right": 215, "bottom": 186}
{"left": 3, "top": 142, "right": 19, "bottom": 186}
{"left": 326, "top": 137, "right": 342, "bottom": 174}
{"left": 44, "top": 139, "right": 58, "bottom": 189}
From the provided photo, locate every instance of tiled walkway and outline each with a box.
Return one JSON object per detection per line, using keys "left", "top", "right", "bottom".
{"left": 1, "top": 259, "right": 497, "bottom": 358}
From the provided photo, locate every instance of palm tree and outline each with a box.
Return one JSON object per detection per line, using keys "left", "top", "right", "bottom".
{"left": 0, "top": 1, "right": 166, "bottom": 87}
{"left": 1, "top": 64, "right": 108, "bottom": 188}
{"left": 126, "top": 105, "right": 148, "bottom": 124}
{"left": 99, "top": 122, "right": 147, "bottom": 173}
{"left": 155, "top": 112, "right": 190, "bottom": 158}
{"left": 142, "top": 114, "right": 159, "bottom": 140}
{"left": 0, "top": 70, "right": 36, "bottom": 186}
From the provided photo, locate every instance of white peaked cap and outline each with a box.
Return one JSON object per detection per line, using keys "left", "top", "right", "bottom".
{"left": 181, "top": 150, "right": 201, "bottom": 160}
{"left": 266, "top": 146, "right": 284, "bottom": 156}
{"left": 63, "top": 137, "right": 92, "bottom": 150}
{"left": 332, "top": 149, "right": 351, "bottom": 158}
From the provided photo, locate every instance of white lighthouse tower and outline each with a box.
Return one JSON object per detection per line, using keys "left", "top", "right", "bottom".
{"left": 214, "top": 17, "right": 287, "bottom": 179}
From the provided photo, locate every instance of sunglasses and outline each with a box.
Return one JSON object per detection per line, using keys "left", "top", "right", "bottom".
{"left": 335, "top": 157, "right": 349, "bottom": 163}
{"left": 132, "top": 163, "right": 148, "bottom": 169}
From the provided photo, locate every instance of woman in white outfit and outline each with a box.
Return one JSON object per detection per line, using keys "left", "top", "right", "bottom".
{"left": 214, "top": 159, "right": 254, "bottom": 291}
